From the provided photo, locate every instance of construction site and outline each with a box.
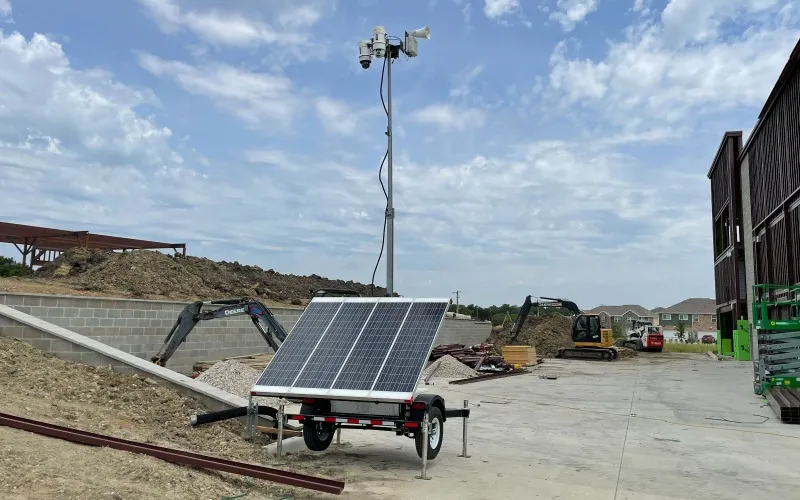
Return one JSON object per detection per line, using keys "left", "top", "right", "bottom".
{"left": 2, "top": 7, "right": 800, "bottom": 500}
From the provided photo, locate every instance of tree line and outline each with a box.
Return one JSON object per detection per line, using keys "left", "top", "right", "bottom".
{"left": 447, "top": 302, "right": 572, "bottom": 326}
{"left": 0, "top": 256, "right": 24, "bottom": 277}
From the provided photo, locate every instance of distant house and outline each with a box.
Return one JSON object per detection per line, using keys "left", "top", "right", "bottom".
{"left": 584, "top": 305, "right": 656, "bottom": 329}
{"left": 656, "top": 298, "right": 717, "bottom": 334}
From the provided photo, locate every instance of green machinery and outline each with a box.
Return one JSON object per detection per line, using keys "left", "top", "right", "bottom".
{"left": 752, "top": 284, "right": 800, "bottom": 395}
{"left": 716, "top": 322, "right": 750, "bottom": 360}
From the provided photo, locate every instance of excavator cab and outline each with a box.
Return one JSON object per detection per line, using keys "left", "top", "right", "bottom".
{"left": 557, "top": 313, "right": 618, "bottom": 360}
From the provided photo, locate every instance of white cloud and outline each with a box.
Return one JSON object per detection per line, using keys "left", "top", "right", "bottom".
{"left": 450, "top": 65, "right": 484, "bottom": 98}
{"left": 483, "top": 0, "right": 520, "bottom": 18}
{"left": 549, "top": 0, "right": 600, "bottom": 32}
{"left": 660, "top": 0, "right": 782, "bottom": 44}
{"left": 547, "top": 3, "right": 800, "bottom": 131}
{"left": 137, "top": 0, "right": 329, "bottom": 48}
{"left": 0, "top": 0, "right": 11, "bottom": 18}
{"left": 410, "top": 104, "right": 486, "bottom": 131}
{"left": 314, "top": 97, "right": 361, "bottom": 136}
{"left": 137, "top": 53, "right": 302, "bottom": 130}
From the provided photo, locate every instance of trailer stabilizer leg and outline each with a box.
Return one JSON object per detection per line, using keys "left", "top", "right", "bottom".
{"left": 335, "top": 427, "right": 342, "bottom": 446}
{"left": 275, "top": 403, "right": 285, "bottom": 463}
{"left": 457, "top": 400, "right": 471, "bottom": 459}
{"left": 415, "top": 412, "right": 432, "bottom": 480}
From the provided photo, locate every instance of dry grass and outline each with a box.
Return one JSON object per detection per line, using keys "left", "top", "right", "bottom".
{"left": 662, "top": 342, "right": 717, "bottom": 353}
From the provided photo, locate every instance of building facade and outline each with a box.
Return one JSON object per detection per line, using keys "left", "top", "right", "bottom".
{"left": 584, "top": 305, "right": 655, "bottom": 329}
{"left": 656, "top": 298, "right": 717, "bottom": 335}
{"left": 708, "top": 37, "right": 800, "bottom": 343}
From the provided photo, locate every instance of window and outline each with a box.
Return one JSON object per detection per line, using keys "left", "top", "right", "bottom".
{"left": 693, "top": 315, "right": 699, "bottom": 322}
{"left": 614, "top": 316, "right": 620, "bottom": 323}
{"left": 679, "top": 314, "right": 689, "bottom": 321}
{"left": 662, "top": 314, "right": 672, "bottom": 320}
{"left": 711, "top": 316, "right": 717, "bottom": 323}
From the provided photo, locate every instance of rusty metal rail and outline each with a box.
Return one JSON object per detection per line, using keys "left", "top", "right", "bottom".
{"left": 0, "top": 412, "right": 345, "bottom": 495}
{"left": 449, "top": 369, "right": 529, "bottom": 385}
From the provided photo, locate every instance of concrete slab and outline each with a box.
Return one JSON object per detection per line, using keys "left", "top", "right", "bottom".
{"left": 282, "top": 353, "right": 800, "bottom": 499}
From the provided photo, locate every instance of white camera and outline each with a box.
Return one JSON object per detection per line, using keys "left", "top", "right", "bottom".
{"left": 372, "top": 26, "right": 387, "bottom": 59}
{"left": 358, "top": 39, "right": 372, "bottom": 69}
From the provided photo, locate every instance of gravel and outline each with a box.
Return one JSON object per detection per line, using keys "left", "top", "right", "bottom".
{"left": 196, "top": 360, "right": 282, "bottom": 407}
{"left": 424, "top": 355, "right": 478, "bottom": 379}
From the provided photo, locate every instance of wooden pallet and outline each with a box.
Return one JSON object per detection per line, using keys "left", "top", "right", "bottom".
{"left": 193, "top": 352, "right": 274, "bottom": 373}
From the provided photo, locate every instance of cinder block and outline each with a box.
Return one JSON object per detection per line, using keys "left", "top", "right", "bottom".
{"left": 145, "top": 310, "right": 158, "bottom": 319}
{"left": 3, "top": 295, "right": 23, "bottom": 306}
{"left": 63, "top": 308, "right": 80, "bottom": 318}
{"left": 69, "top": 317, "right": 87, "bottom": 328}
{"left": 72, "top": 299, "right": 89, "bottom": 309}
{"left": 86, "top": 318, "right": 101, "bottom": 327}
{"left": 56, "top": 298, "right": 75, "bottom": 307}
{"left": 22, "top": 296, "right": 42, "bottom": 306}
{"left": 28, "top": 306, "right": 47, "bottom": 317}
{"left": 122, "top": 310, "right": 135, "bottom": 319}
{"left": 133, "top": 309, "right": 146, "bottom": 319}
{"left": 101, "top": 300, "right": 117, "bottom": 310}
{"left": 78, "top": 308, "right": 93, "bottom": 317}
{"left": 58, "top": 352, "right": 83, "bottom": 363}
{"left": 28, "top": 338, "right": 52, "bottom": 352}
{"left": 47, "top": 307, "right": 65, "bottom": 318}
{"left": 108, "top": 309, "right": 122, "bottom": 319}
{"left": 40, "top": 297, "right": 59, "bottom": 307}
{"left": 112, "top": 318, "right": 126, "bottom": 327}
{"left": 125, "top": 318, "right": 139, "bottom": 327}
{"left": 50, "top": 338, "right": 75, "bottom": 353}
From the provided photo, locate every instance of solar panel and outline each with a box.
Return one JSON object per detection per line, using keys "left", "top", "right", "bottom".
{"left": 250, "top": 297, "right": 448, "bottom": 403}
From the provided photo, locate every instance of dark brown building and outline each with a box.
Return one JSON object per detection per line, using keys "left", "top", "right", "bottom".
{"left": 708, "top": 37, "right": 800, "bottom": 338}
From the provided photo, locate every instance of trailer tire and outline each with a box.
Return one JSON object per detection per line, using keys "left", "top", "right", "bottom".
{"left": 301, "top": 404, "right": 334, "bottom": 452}
{"left": 415, "top": 406, "right": 444, "bottom": 460}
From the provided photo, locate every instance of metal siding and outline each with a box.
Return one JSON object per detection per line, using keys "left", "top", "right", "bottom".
{"left": 749, "top": 68, "right": 800, "bottom": 228}
{"left": 710, "top": 138, "right": 730, "bottom": 217}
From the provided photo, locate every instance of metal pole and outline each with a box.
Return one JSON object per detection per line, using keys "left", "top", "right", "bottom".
{"left": 385, "top": 48, "right": 394, "bottom": 297}
{"left": 335, "top": 427, "right": 341, "bottom": 445}
{"left": 415, "top": 412, "right": 431, "bottom": 480}
{"left": 246, "top": 394, "right": 255, "bottom": 439}
{"left": 276, "top": 404, "right": 284, "bottom": 459}
{"left": 458, "top": 400, "right": 471, "bottom": 458}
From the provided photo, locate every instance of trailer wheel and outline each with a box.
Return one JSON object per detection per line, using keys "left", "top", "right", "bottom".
{"left": 415, "top": 406, "right": 443, "bottom": 460}
{"left": 301, "top": 403, "right": 334, "bottom": 452}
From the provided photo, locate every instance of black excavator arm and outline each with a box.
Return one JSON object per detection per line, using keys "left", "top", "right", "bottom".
{"left": 510, "top": 295, "right": 581, "bottom": 341}
{"left": 151, "top": 297, "right": 289, "bottom": 367}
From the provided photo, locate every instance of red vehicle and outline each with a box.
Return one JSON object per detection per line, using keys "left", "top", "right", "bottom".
{"left": 701, "top": 334, "right": 716, "bottom": 344}
{"left": 624, "top": 321, "right": 664, "bottom": 352}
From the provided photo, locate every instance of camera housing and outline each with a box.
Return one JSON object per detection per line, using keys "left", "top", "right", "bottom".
{"left": 371, "top": 26, "right": 386, "bottom": 59}
{"left": 358, "top": 39, "right": 372, "bottom": 69}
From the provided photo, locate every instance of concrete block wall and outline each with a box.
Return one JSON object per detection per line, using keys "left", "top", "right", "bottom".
{"left": 0, "top": 292, "right": 492, "bottom": 373}
{"left": 0, "top": 292, "right": 303, "bottom": 374}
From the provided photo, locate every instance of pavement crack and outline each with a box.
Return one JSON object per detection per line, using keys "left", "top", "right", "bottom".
{"left": 614, "top": 369, "right": 637, "bottom": 500}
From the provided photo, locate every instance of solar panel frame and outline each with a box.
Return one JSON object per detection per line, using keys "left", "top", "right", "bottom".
{"left": 250, "top": 296, "right": 449, "bottom": 403}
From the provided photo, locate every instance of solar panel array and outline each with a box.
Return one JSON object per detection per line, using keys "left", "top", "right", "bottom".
{"left": 250, "top": 297, "right": 449, "bottom": 403}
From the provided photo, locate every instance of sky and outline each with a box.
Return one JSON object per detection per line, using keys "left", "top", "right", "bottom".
{"left": 0, "top": 0, "right": 798, "bottom": 310}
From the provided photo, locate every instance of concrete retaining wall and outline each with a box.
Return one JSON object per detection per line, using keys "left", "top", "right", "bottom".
{"left": 0, "top": 304, "right": 256, "bottom": 415}
{"left": 0, "top": 293, "right": 491, "bottom": 374}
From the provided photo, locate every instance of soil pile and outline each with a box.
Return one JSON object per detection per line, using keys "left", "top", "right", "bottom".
{"left": 34, "top": 248, "right": 387, "bottom": 304}
{"left": 613, "top": 346, "right": 638, "bottom": 358}
{"left": 487, "top": 315, "right": 574, "bottom": 358}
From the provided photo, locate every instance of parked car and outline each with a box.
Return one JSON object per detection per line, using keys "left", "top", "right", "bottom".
{"left": 701, "top": 334, "right": 716, "bottom": 344}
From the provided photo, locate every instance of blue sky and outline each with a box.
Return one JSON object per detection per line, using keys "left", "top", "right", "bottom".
{"left": 1, "top": 0, "right": 798, "bottom": 309}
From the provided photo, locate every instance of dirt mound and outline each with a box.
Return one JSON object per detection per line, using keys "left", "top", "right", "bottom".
{"left": 34, "top": 248, "right": 387, "bottom": 304}
{"left": 487, "top": 315, "right": 574, "bottom": 358}
{"left": 424, "top": 355, "right": 478, "bottom": 379}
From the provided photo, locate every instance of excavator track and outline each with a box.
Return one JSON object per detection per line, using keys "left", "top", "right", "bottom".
{"left": 557, "top": 347, "right": 618, "bottom": 361}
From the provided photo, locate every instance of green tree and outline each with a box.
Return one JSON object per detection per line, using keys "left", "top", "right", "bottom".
{"left": 0, "top": 256, "right": 24, "bottom": 277}
{"left": 675, "top": 320, "right": 687, "bottom": 342}
{"left": 612, "top": 323, "right": 625, "bottom": 340}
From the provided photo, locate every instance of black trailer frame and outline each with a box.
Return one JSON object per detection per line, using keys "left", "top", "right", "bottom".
{"left": 244, "top": 393, "right": 471, "bottom": 480}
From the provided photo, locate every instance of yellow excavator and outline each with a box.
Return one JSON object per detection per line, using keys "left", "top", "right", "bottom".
{"left": 510, "top": 295, "right": 618, "bottom": 361}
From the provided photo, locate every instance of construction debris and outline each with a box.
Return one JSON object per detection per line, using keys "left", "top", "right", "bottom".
{"left": 487, "top": 315, "right": 575, "bottom": 358}
{"left": 193, "top": 353, "right": 274, "bottom": 375}
{"left": 424, "top": 355, "right": 478, "bottom": 379}
{"left": 613, "top": 346, "right": 638, "bottom": 358}
{"left": 196, "top": 360, "right": 281, "bottom": 407}
{"left": 430, "top": 344, "right": 515, "bottom": 372}
{"left": 32, "top": 248, "right": 387, "bottom": 304}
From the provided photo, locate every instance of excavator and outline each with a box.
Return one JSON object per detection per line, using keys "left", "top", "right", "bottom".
{"left": 150, "top": 288, "right": 361, "bottom": 367}
{"left": 510, "top": 295, "right": 618, "bottom": 361}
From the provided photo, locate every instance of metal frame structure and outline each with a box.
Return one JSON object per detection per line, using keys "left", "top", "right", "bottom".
{"left": 0, "top": 221, "right": 186, "bottom": 269}
{"left": 250, "top": 296, "right": 448, "bottom": 403}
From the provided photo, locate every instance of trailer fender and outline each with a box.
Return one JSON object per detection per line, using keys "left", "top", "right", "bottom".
{"left": 411, "top": 393, "right": 447, "bottom": 422}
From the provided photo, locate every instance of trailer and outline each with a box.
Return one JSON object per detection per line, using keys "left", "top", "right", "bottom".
{"left": 247, "top": 295, "right": 473, "bottom": 479}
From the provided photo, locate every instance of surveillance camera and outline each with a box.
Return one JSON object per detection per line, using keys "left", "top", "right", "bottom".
{"left": 358, "top": 39, "right": 372, "bottom": 69}
{"left": 372, "top": 26, "right": 387, "bottom": 59}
